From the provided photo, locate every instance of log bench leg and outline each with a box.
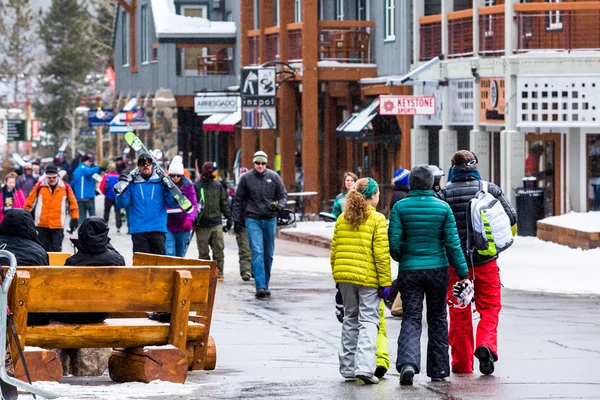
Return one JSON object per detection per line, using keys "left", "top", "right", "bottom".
{"left": 186, "top": 336, "right": 216, "bottom": 371}
{"left": 109, "top": 346, "right": 188, "bottom": 384}
{"left": 14, "top": 349, "right": 63, "bottom": 383}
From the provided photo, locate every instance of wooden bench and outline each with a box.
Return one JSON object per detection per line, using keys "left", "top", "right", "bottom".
{"left": 7, "top": 256, "right": 218, "bottom": 384}
{"left": 47, "top": 252, "right": 71, "bottom": 266}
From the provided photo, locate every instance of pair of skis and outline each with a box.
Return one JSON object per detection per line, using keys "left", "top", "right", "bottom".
{"left": 113, "top": 132, "right": 193, "bottom": 214}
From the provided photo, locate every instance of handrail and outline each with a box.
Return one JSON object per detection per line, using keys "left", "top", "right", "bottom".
{"left": 247, "top": 29, "right": 260, "bottom": 37}
{"left": 264, "top": 26, "right": 281, "bottom": 35}
{"left": 318, "top": 20, "right": 375, "bottom": 29}
{"left": 448, "top": 9, "right": 473, "bottom": 21}
{"left": 286, "top": 22, "right": 303, "bottom": 31}
{"left": 419, "top": 14, "right": 442, "bottom": 24}
{"left": 514, "top": 1, "right": 600, "bottom": 12}
{"left": 478, "top": 4, "right": 505, "bottom": 16}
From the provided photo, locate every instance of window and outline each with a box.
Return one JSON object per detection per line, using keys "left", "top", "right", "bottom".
{"left": 336, "top": 0, "right": 344, "bottom": 20}
{"left": 295, "top": 0, "right": 302, "bottom": 23}
{"left": 140, "top": 5, "right": 149, "bottom": 64}
{"left": 181, "top": 5, "right": 209, "bottom": 76}
{"left": 546, "top": 0, "right": 562, "bottom": 31}
{"left": 226, "top": 11, "right": 234, "bottom": 60}
{"left": 384, "top": 0, "right": 395, "bottom": 41}
{"left": 357, "top": 0, "right": 370, "bottom": 21}
{"left": 484, "top": 0, "right": 494, "bottom": 37}
{"left": 121, "top": 10, "right": 129, "bottom": 66}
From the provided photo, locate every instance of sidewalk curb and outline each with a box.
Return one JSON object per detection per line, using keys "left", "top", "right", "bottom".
{"left": 276, "top": 229, "right": 332, "bottom": 250}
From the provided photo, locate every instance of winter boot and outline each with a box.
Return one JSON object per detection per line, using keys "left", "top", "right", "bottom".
{"left": 399, "top": 364, "right": 416, "bottom": 386}
{"left": 475, "top": 345, "right": 495, "bottom": 375}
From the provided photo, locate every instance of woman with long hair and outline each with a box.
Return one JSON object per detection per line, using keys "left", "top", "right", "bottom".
{"left": 331, "top": 177, "right": 391, "bottom": 384}
{"left": 0, "top": 172, "right": 27, "bottom": 223}
{"left": 331, "top": 172, "right": 358, "bottom": 219}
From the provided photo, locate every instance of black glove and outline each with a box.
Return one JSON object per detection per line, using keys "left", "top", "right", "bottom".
{"left": 70, "top": 218, "right": 79, "bottom": 230}
{"left": 452, "top": 279, "right": 473, "bottom": 299}
{"left": 223, "top": 217, "right": 233, "bottom": 233}
{"left": 234, "top": 221, "right": 243, "bottom": 235}
{"left": 119, "top": 173, "right": 132, "bottom": 183}
{"left": 268, "top": 201, "right": 282, "bottom": 212}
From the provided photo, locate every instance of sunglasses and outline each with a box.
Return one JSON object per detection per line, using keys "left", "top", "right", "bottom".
{"left": 138, "top": 159, "right": 152, "bottom": 167}
{"left": 170, "top": 174, "right": 183, "bottom": 179}
{"left": 254, "top": 162, "right": 266, "bottom": 166}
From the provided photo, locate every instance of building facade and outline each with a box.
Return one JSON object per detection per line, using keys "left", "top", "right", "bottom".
{"left": 412, "top": 0, "right": 600, "bottom": 215}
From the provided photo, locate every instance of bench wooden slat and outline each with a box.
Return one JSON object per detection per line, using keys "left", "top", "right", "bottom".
{"left": 14, "top": 267, "right": 210, "bottom": 313}
{"left": 25, "top": 320, "right": 206, "bottom": 349}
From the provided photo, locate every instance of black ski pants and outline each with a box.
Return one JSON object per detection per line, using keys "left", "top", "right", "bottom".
{"left": 396, "top": 267, "right": 450, "bottom": 379}
{"left": 131, "top": 231, "right": 166, "bottom": 255}
{"left": 37, "top": 227, "right": 64, "bottom": 252}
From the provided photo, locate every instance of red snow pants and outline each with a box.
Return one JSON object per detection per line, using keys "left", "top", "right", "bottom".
{"left": 447, "top": 259, "right": 501, "bottom": 373}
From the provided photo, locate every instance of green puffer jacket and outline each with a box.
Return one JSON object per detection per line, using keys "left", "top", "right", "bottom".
{"left": 331, "top": 206, "right": 392, "bottom": 288}
{"left": 388, "top": 190, "right": 468, "bottom": 279}
{"left": 193, "top": 179, "right": 230, "bottom": 229}
{"left": 331, "top": 192, "right": 347, "bottom": 219}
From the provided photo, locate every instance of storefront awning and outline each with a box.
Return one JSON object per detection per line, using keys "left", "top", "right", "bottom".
{"left": 336, "top": 98, "right": 379, "bottom": 136}
{"left": 202, "top": 113, "right": 229, "bottom": 131}
{"left": 217, "top": 109, "right": 241, "bottom": 132}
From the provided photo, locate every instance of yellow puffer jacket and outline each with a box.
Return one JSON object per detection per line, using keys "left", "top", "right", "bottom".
{"left": 331, "top": 207, "right": 392, "bottom": 288}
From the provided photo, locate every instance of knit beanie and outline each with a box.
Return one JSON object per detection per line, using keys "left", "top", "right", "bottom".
{"left": 408, "top": 165, "right": 434, "bottom": 190}
{"left": 253, "top": 151, "right": 268, "bottom": 164}
{"left": 169, "top": 156, "right": 184, "bottom": 175}
{"left": 451, "top": 150, "right": 478, "bottom": 171}
{"left": 392, "top": 168, "right": 410, "bottom": 189}
{"left": 202, "top": 161, "right": 217, "bottom": 175}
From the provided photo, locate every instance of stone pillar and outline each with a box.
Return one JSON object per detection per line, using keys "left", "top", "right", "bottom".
{"left": 439, "top": 129, "right": 457, "bottom": 185}
{"left": 470, "top": 129, "right": 490, "bottom": 181}
{"left": 411, "top": 128, "right": 429, "bottom": 167}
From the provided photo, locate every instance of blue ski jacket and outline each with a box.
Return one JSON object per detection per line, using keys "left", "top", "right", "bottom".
{"left": 115, "top": 171, "right": 178, "bottom": 234}
{"left": 72, "top": 164, "right": 101, "bottom": 200}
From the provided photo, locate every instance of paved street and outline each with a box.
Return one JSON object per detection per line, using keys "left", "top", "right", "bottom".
{"left": 32, "top": 210, "right": 600, "bottom": 400}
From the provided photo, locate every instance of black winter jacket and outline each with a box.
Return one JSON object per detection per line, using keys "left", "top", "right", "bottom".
{"left": 0, "top": 209, "right": 49, "bottom": 266}
{"left": 232, "top": 168, "right": 287, "bottom": 222}
{"left": 194, "top": 179, "right": 230, "bottom": 228}
{"left": 389, "top": 186, "right": 410, "bottom": 211}
{"left": 438, "top": 176, "right": 517, "bottom": 266}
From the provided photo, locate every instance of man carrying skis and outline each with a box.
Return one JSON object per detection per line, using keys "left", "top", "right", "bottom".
{"left": 115, "top": 151, "right": 178, "bottom": 255}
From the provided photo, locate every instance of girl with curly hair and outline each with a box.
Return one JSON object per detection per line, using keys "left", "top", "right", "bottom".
{"left": 330, "top": 177, "right": 392, "bottom": 384}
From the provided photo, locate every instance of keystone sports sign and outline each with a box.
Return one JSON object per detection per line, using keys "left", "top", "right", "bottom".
{"left": 194, "top": 95, "right": 239, "bottom": 115}
{"left": 378, "top": 95, "right": 436, "bottom": 116}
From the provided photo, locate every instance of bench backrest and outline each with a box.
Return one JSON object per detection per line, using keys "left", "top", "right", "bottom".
{"left": 47, "top": 252, "right": 71, "bottom": 266}
{"left": 12, "top": 266, "right": 211, "bottom": 313}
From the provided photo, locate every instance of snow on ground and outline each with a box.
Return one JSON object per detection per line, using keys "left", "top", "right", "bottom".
{"left": 283, "top": 221, "right": 600, "bottom": 296}
{"left": 539, "top": 211, "right": 600, "bottom": 233}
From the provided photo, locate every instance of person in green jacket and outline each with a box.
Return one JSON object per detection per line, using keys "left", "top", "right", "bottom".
{"left": 388, "top": 165, "right": 469, "bottom": 386}
{"left": 331, "top": 171, "right": 358, "bottom": 219}
{"left": 331, "top": 177, "right": 392, "bottom": 385}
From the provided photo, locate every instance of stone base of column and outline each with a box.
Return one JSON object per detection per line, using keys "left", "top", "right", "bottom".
{"left": 411, "top": 128, "right": 429, "bottom": 167}
{"left": 439, "top": 129, "right": 457, "bottom": 185}
{"left": 470, "top": 129, "right": 490, "bottom": 181}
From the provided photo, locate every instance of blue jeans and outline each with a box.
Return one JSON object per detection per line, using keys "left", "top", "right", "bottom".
{"left": 77, "top": 199, "right": 96, "bottom": 225}
{"left": 166, "top": 231, "right": 192, "bottom": 257}
{"left": 245, "top": 217, "right": 277, "bottom": 290}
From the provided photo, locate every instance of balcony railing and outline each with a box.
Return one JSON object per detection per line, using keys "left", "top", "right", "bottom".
{"left": 318, "top": 20, "right": 375, "bottom": 64}
{"left": 265, "top": 27, "right": 280, "bottom": 63}
{"left": 287, "top": 23, "right": 303, "bottom": 62}
{"left": 479, "top": 5, "right": 505, "bottom": 56}
{"left": 247, "top": 30, "right": 260, "bottom": 65}
{"left": 448, "top": 10, "right": 473, "bottom": 58}
{"left": 419, "top": 15, "right": 442, "bottom": 61}
{"left": 515, "top": 2, "right": 600, "bottom": 52}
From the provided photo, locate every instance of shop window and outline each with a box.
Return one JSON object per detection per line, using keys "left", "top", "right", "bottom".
{"left": 140, "top": 5, "right": 149, "bottom": 64}
{"left": 384, "top": 0, "right": 395, "bottom": 41}
{"left": 121, "top": 10, "right": 129, "bottom": 66}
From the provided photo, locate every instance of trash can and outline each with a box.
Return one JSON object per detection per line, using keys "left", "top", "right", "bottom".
{"left": 515, "top": 177, "right": 545, "bottom": 236}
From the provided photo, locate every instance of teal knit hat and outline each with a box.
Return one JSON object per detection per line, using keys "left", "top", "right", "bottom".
{"left": 360, "top": 177, "right": 378, "bottom": 199}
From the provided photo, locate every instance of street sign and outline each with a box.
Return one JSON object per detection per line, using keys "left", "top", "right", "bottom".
{"left": 241, "top": 67, "right": 277, "bottom": 129}
{"left": 88, "top": 108, "right": 114, "bottom": 127}
{"left": 194, "top": 95, "right": 238, "bottom": 115}
{"left": 6, "top": 119, "right": 27, "bottom": 141}
{"left": 31, "top": 120, "right": 40, "bottom": 141}
{"left": 378, "top": 95, "right": 436, "bottom": 116}
{"left": 79, "top": 129, "right": 96, "bottom": 136}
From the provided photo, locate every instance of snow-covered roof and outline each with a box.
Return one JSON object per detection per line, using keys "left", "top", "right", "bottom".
{"left": 151, "top": 0, "right": 236, "bottom": 39}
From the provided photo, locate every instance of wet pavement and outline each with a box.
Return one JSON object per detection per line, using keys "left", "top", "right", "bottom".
{"left": 44, "top": 212, "right": 600, "bottom": 399}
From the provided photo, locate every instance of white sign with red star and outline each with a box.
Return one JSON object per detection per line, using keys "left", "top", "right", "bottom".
{"left": 378, "top": 95, "right": 436, "bottom": 116}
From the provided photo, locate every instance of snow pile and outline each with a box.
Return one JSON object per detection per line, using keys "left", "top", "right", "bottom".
{"left": 151, "top": 0, "right": 236, "bottom": 38}
{"left": 539, "top": 211, "right": 600, "bottom": 233}
{"left": 285, "top": 220, "right": 335, "bottom": 241}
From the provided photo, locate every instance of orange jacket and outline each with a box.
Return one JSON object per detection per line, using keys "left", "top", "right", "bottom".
{"left": 24, "top": 178, "right": 79, "bottom": 229}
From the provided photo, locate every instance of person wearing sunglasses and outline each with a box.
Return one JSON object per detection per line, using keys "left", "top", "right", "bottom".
{"left": 232, "top": 151, "right": 287, "bottom": 299}
{"left": 166, "top": 156, "right": 198, "bottom": 257}
{"left": 115, "top": 152, "right": 179, "bottom": 255}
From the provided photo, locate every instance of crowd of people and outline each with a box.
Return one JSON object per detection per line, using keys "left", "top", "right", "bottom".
{"left": 330, "top": 150, "right": 517, "bottom": 386}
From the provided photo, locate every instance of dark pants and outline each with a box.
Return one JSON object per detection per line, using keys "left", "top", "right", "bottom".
{"left": 103, "top": 197, "right": 122, "bottom": 229}
{"left": 131, "top": 232, "right": 166, "bottom": 255}
{"left": 77, "top": 199, "right": 96, "bottom": 224}
{"left": 37, "top": 227, "right": 64, "bottom": 252}
{"left": 396, "top": 267, "right": 450, "bottom": 379}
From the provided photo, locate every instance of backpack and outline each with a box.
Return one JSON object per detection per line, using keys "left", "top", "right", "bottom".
{"left": 467, "top": 181, "right": 513, "bottom": 257}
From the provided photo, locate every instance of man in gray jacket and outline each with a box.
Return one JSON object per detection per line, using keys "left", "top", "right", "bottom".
{"left": 232, "top": 151, "right": 287, "bottom": 298}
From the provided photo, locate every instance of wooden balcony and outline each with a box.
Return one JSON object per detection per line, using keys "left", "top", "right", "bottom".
{"left": 515, "top": 2, "right": 600, "bottom": 52}
{"left": 419, "top": 15, "right": 442, "bottom": 61}
{"left": 479, "top": 5, "right": 505, "bottom": 56}
{"left": 247, "top": 30, "right": 260, "bottom": 65}
{"left": 265, "top": 27, "right": 280, "bottom": 63}
{"left": 287, "top": 23, "right": 303, "bottom": 62}
{"left": 448, "top": 10, "right": 473, "bottom": 58}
